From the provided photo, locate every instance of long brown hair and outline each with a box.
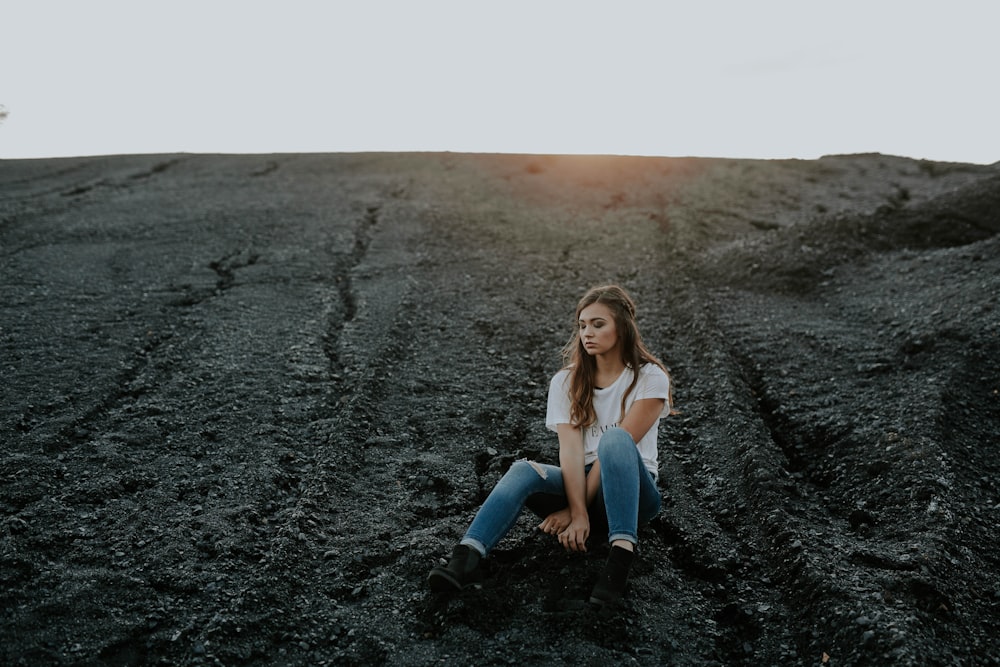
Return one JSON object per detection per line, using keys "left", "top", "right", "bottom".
{"left": 562, "top": 285, "right": 672, "bottom": 428}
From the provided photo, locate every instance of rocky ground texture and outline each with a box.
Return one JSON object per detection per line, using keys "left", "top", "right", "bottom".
{"left": 2, "top": 152, "right": 999, "bottom": 665}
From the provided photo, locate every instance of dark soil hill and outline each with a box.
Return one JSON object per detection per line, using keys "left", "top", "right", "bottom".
{"left": 2, "top": 152, "right": 998, "bottom": 665}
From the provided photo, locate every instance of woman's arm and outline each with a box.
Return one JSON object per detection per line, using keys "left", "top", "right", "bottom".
{"left": 539, "top": 457, "right": 602, "bottom": 540}
{"left": 565, "top": 399, "right": 664, "bottom": 530}
{"left": 572, "top": 398, "right": 665, "bottom": 520}
{"left": 619, "top": 397, "right": 666, "bottom": 443}
{"left": 555, "top": 423, "right": 590, "bottom": 552}
{"left": 585, "top": 460, "right": 602, "bottom": 505}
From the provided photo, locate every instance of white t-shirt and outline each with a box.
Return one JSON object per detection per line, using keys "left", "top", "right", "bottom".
{"left": 545, "top": 363, "right": 671, "bottom": 478}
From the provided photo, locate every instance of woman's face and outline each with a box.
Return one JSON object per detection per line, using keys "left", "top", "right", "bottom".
{"left": 578, "top": 302, "right": 619, "bottom": 357}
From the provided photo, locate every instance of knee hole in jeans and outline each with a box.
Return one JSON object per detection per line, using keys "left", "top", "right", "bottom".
{"left": 510, "top": 458, "right": 548, "bottom": 480}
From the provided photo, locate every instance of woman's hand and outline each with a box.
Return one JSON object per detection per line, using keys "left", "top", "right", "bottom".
{"left": 558, "top": 514, "right": 590, "bottom": 553}
{"left": 538, "top": 509, "right": 571, "bottom": 536}
{"left": 539, "top": 510, "right": 590, "bottom": 552}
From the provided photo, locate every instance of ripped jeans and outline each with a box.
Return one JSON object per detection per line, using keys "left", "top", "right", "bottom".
{"left": 460, "top": 427, "right": 661, "bottom": 557}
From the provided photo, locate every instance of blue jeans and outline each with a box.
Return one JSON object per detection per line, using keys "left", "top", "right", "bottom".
{"left": 460, "top": 427, "right": 661, "bottom": 556}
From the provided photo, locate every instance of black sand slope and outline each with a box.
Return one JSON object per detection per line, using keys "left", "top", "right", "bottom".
{"left": 2, "top": 152, "right": 998, "bottom": 665}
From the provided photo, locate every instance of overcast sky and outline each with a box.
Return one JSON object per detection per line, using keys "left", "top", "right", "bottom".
{"left": 2, "top": 1, "right": 998, "bottom": 163}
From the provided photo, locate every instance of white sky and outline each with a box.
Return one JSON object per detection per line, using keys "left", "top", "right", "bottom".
{"left": 2, "top": 0, "right": 998, "bottom": 163}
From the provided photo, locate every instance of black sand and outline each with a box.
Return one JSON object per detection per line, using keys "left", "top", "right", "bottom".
{"left": 2, "top": 152, "right": 998, "bottom": 665}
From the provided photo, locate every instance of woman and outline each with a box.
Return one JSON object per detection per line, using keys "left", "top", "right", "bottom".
{"left": 428, "top": 284, "right": 672, "bottom": 607}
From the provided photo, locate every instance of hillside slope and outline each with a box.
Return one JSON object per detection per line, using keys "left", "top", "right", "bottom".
{"left": 2, "top": 152, "right": 998, "bottom": 665}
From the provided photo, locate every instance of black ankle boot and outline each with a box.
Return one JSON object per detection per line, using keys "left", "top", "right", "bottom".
{"left": 428, "top": 544, "right": 483, "bottom": 592}
{"left": 588, "top": 545, "right": 635, "bottom": 607}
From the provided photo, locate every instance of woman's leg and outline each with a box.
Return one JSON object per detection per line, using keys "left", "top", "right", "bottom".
{"left": 597, "top": 427, "right": 661, "bottom": 546}
{"left": 590, "top": 427, "right": 661, "bottom": 607}
{"left": 429, "top": 459, "right": 565, "bottom": 592}
{"left": 460, "top": 459, "right": 565, "bottom": 557}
